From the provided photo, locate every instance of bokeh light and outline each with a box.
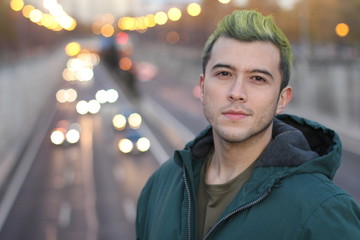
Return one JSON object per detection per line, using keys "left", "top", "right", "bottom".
{"left": 154, "top": 11, "right": 168, "bottom": 25}
{"left": 168, "top": 8, "right": 182, "bottom": 22}
{"left": 128, "top": 113, "right": 142, "bottom": 129}
{"left": 187, "top": 3, "right": 202, "bottom": 17}
{"left": 96, "top": 90, "right": 108, "bottom": 104}
{"left": 113, "top": 114, "right": 127, "bottom": 130}
{"left": 29, "top": 9, "right": 43, "bottom": 23}
{"left": 116, "top": 32, "right": 129, "bottom": 45}
{"left": 101, "top": 24, "right": 115, "bottom": 37}
{"left": 88, "top": 100, "right": 101, "bottom": 114}
{"left": 66, "top": 129, "right": 80, "bottom": 144}
{"left": 218, "top": 0, "right": 232, "bottom": 4}
{"left": 65, "top": 42, "right": 81, "bottom": 56}
{"left": 118, "top": 138, "right": 134, "bottom": 153}
{"left": 50, "top": 129, "right": 66, "bottom": 145}
{"left": 107, "top": 89, "right": 119, "bottom": 103}
{"left": 136, "top": 137, "right": 151, "bottom": 152}
{"left": 335, "top": 23, "right": 350, "bottom": 37}
{"left": 166, "top": 31, "right": 180, "bottom": 44}
{"left": 119, "top": 57, "right": 133, "bottom": 71}
{"left": 76, "top": 100, "right": 89, "bottom": 115}
{"left": 22, "top": 5, "right": 35, "bottom": 18}
{"left": 10, "top": 0, "right": 24, "bottom": 11}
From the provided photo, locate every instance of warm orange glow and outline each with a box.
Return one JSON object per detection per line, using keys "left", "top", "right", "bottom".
{"left": 29, "top": 9, "right": 43, "bottom": 23}
{"left": 118, "top": 17, "right": 136, "bottom": 31}
{"left": 92, "top": 21, "right": 103, "bottom": 35}
{"left": 59, "top": 16, "right": 77, "bottom": 30}
{"left": 41, "top": 14, "right": 53, "bottom": 28}
{"left": 135, "top": 17, "right": 148, "bottom": 30}
{"left": 101, "top": 24, "right": 115, "bottom": 37}
{"left": 166, "top": 31, "right": 180, "bottom": 44}
{"left": 13, "top": 0, "right": 77, "bottom": 33}
{"left": 154, "top": 11, "right": 168, "bottom": 25}
{"left": 146, "top": 14, "right": 157, "bottom": 28}
{"left": 102, "top": 13, "right": 115, "bottom": 24}
{"left": 187, "top": 3, "right": 202, "bottom": 17}
{"left": 10, "top": 0, "right": 24, "bottom": 11}
{"left": 65, "top": 42, "right": 81, "bottom": 56}
{"left": 62, "top": 68, "right": 77, "bottom": 81}
{"left": 168, "top": 8, "right": 182, "bottom": 22}
{"left": 218, "top": 0, "right": 231, "bottom": 4}
{"left": 22, "top": 5, "right": 35, "bottom": 18}
{"left": 335, "top": 23, "right": 350, "bottom": 37}
{"left": 52, "top": 23, "right": 63, "bottom": 31}
{"left": 119, "top": 57, "right": 133, "bottom": 71}
{"left": 66, "top": 20, "right": 77, "bottom": 31}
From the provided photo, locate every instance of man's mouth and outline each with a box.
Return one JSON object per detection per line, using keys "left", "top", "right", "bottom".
{"left": 222, "top": 110, "right": 250, "bottom": 120}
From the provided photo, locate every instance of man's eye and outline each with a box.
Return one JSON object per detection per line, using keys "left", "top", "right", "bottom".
{"left": 216, "top": 71, "right": 231, "bottom": 78}
{"left": 252, "top": 76, "right": 266, "bottom": 82}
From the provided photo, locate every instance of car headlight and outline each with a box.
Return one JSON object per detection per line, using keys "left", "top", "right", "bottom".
{"left": 118, "top": 138, "right": 134, "bottom": 153}
{"left": 136, "top": 137, "right": 150, "bottom": 152}
{"left": 51, "top": 129, "right": 66, "bottom": 145}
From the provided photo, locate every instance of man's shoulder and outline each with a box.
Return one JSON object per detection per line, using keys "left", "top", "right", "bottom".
{"left": 141, "top": 158, "right": 183, "bottom": 192}
{"left": 280, "top": 172, "right": 353, "bottom": 205}
{"left": 154, "top": 158, "right": 182, "bottom": 178}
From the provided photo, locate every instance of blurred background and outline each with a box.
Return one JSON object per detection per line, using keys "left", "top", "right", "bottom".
{"left": 0, "top": 0, "right": 359, "bottom": 239}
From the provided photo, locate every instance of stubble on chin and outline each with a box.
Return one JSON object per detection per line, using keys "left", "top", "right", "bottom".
{"left": 208, "top": 107, "right": 276, "bottom": 144}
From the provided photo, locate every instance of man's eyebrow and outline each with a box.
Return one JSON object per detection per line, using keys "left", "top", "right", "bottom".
{"left": 250, "top": 69, "right": 274, "bottom": 80}
{"left": 211, "top": 63, "right": 236, "bottom": 71}
{"left": 211, "top": 64, "right": 275, "bottom": 80}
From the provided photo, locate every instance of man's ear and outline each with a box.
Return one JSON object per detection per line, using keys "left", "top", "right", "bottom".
{"left": 200, "top": 74, "right": 205, "bottom": 101}
{"left": 276, "top": 86, "right": 293, "bottom": 114}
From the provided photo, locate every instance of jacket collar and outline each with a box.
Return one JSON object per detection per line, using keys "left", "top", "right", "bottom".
{"left": 174, "top": 114, "right": 341, "bottom": 180}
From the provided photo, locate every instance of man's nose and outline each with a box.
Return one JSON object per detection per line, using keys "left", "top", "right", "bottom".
{"left": 227, "top": 79, "right": 247, "bottom": 102}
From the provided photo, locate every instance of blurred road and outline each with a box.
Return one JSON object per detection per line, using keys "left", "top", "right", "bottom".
{"left": 0, "top": 39, "right": 359, "bottom": 240}
{"left": 0, "top": 60, "right": 160, "bottom": 240}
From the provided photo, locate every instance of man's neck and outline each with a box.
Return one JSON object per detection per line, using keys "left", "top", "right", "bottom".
{"left": 206, "top": 127, "right": 272, "bottom": 185}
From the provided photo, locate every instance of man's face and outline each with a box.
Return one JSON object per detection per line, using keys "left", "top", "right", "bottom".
{"left": 200, "top": 37, "right": 292, "bottom": 143}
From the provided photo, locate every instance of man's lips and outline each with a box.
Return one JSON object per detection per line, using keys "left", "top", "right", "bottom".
{"left": 222, "top": 110, "right": 250, "bottom": 119}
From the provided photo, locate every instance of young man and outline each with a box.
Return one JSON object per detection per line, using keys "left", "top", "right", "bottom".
{"left": 136, "top": 10, "right": 360, "bottom": 240}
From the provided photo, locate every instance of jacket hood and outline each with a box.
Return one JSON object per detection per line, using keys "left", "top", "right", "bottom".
{"left": 175, "top": 114, "right": 342, "bottom": 181}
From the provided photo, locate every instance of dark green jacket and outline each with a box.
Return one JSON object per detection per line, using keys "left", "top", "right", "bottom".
{"left": 136, "top": 114, "right": 360, "bottom": 239}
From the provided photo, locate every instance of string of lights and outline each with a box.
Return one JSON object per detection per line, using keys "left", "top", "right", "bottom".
{"left": 8, "top": 0, "right": 235, "bottom": 36}
{"left": 9, "top": 0, "right": 77, "bottom": 32}
{"left": 8, "top": 0, "right": 351, "bottom": 39}
{"left": 91, "top": 2, "right": 204, "bottom": 37}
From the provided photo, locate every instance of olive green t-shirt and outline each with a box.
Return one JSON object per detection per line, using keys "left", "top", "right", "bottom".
{"left": 197, "top": 155, "right": 255, "bottom": 239}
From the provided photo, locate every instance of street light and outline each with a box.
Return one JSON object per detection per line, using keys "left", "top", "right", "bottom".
{"left": 154, "top": 11, "right": 168, "bottom": 25}
{"left": 335, "top": 23, "right": 349, "bottom": 37}
{"left": 10, "top": 0, "right": 24, "bottom": 11}
{"left": 218, "top": 0, "right": 231, "bottom": 4}
{"left": 168, "top": 7, "right": 182, "bottom": 22}
{"left": 187, "top": 3, "right": 202, "bottom": 17}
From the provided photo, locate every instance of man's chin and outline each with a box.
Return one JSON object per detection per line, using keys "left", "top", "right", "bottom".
{"left": 214, "top": 127, "right": 248, "bottom": 143}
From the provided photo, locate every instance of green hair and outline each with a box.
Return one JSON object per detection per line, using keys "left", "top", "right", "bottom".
{"left": 202, "top": 10, "right": 293, "bottom": 90}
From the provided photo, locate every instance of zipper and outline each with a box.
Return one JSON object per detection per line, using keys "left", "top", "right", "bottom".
{"left": 203, "top": 188, "right": 272, "bottom": 240}
{"left": 183, "top": 167, "right": 192, "bottom": 240}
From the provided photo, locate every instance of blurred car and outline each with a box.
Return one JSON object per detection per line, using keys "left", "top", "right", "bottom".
{"left": 50, "top": 120, "right": 81, "bottom": 146}
{"left": 117, "top": 129, "right": 150, "bottom": 154}
{"left": 112, "top": 112, "right": 142, "bottom": 131}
